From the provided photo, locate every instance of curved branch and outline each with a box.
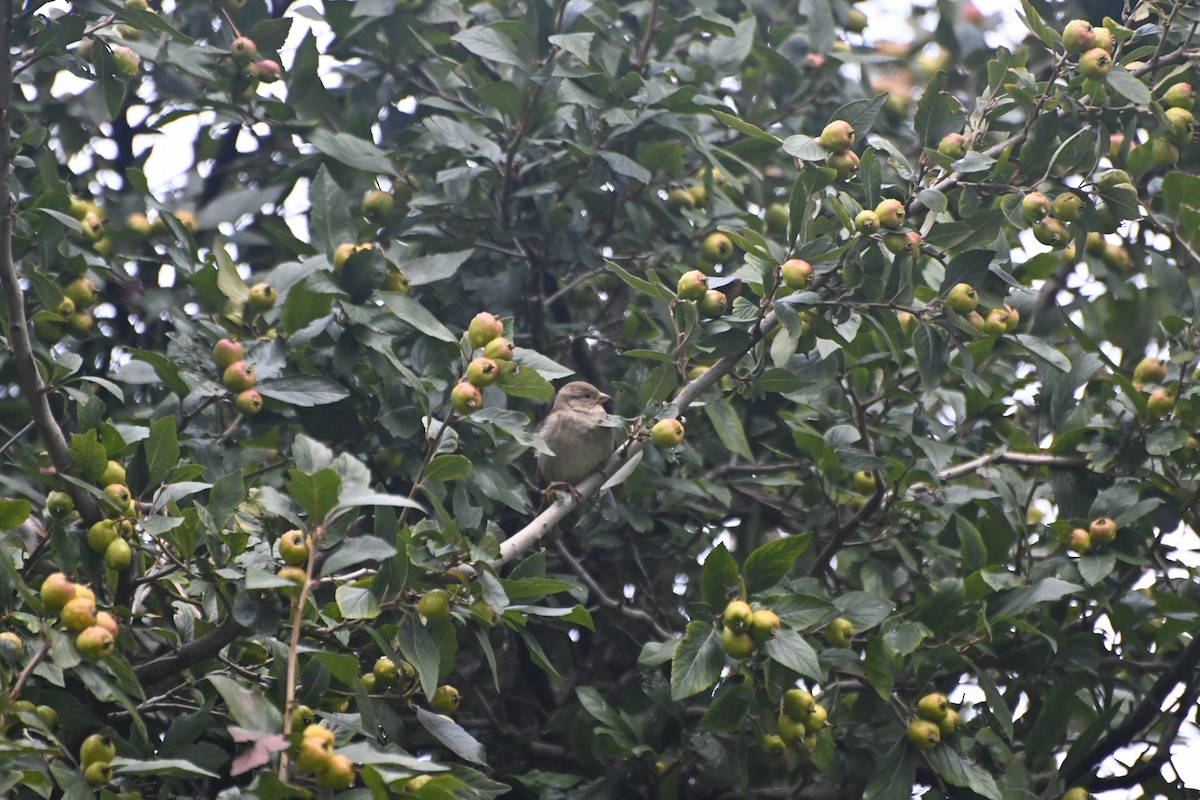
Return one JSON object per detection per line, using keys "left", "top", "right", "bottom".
{"left": 132, "top": 615, "right": 248, "bottom": 689}
{"left": 486, "top": 311, "right": 777, "bottom": 570}
{"left": 0, "top": 5, "right": 101, "bottom": 523}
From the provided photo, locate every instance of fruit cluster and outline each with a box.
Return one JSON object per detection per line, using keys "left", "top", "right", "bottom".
{"left": 1066, "top": 516, "right": 1117, "bottom": 555}
{"left": 360, "top": 655, "right": 414, "bottom": 694}
{"left": 79, "top": 732, "right": 116, "bottom": 787}
{"left": 214, "top": 338, "right": 264, "bottom": 416}
{"left": 944, "top": 282, "right": 1020, "bottom": 337}
{"left": 675, "top": 269, "right": 730, "bottom": 319}
{"left": 40, "top": 573, "right": 118, "bottom": 661}
{"left": 451, "top": 312, "right": 516, "bottom": 414}
{"left": 666, "top": 166, "right": 726, "bottom": 215}
{"left": 720, "top": 599, "right": 781, "bottom": 658}
{"left": 905, "top": 692, "right": 958, "bottom": 751}
{"left": 82, "top": 458, "right": 137, "bottom": 570}
{"left": 818, "top": 120, "right": 859, "bottom": 181}
{"left": 274, "top": 529, "right": 311, "bottom": 590}
{"left": 1131, "top": 356, "right": 1175, "bottom": 418}
{"left": 774, "top": 688, "right": 830, "bottom": 753}
{"left": 36, "top": 275, "right": 100, "bottom": 347}
{"left": 293, "top": 723, "right": 356, "bottom": 788}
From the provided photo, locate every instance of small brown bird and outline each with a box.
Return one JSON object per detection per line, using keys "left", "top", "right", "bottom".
{"left": 537, "top": 381, "right": 615, "bottom": 485}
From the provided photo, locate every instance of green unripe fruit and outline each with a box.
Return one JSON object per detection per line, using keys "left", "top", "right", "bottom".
{"left": 697, "top": 289, "right": 728, "bottom": 319}
{"left": 700, "top": 232, "right": 734, "bottom": 263}
{"left": 103, "top": 483, "right": 133, "bottom": 513}
{"left": 361, "top": 189, "right": 395, "bottom": 219}
{"left": 468, "top": 312, "right": 504, "bottom": 348}
{"left": 1020, "top": 191, "right": 1052, "bottom": 222}
{"left": 1151, "top": 137, "right": 1180, "bottom": 167}
{"left": 783, "top": 688, "right": 816, "bottom": 719}
{"left": 1032, "top": 217, "right": 1070, "bottom": 248}
{"left": 450, "top": 382, "right": 482, "bottom": 415}
{"left": 780, "top": 259, "right": 813, "bottom": 290}
{"left": 417, "top": 589, "right": 451, "bottom": 621}
{"left": 1091, "top": 26, "right": 1113, "bottom": 53}
{"left": 1164, "top": 107, "right": 1195, "bottom": 146}
{"left": 722, "top": 626, "right": 756, "bottom": 658}
{"left": 825, "top": 149, "right": 860, "bottom": 180}
{"left": 666, "top": 188, "right": 696, "bottom": 212}
{"left": 470, "top": 598, "right": 499, "bottom": 626}
{"left": 230, "top": 36, "right": 258, "bottom": 62}
{"left": 279, "top": 530, "right": 310, "bottom": 566}
{"left": 213, "top": 338, "right": 245, "bottom": 370}
{"left": 824, "top": 617, "right": 853, "bottom": 647}
{"left": 247, "top": 282, "right": 277, "bottom": 313}
{"left": 0, "top": 631, "right": 22, "bottom": 656}
{"left": 1063, "top": 788, "right": 1091, "bottom": 800}
{"left": 1051, "top": 192, "right": 1084, "bottom": 222}
{"left": 749, "top": 608, "right": 781, "bottom": 641}
{"left": 235, "top": 389, "right": 263, "bottom": 415}
{"left": 777, "top": 711, "right": 807, "bottom": 743}
{"left": 1089, "top": 516, "right": 1117, "bottom": 545}
{"left": 936, "top": 132, "right": 968, "bottom": 159}
{"left": 47, "top": 490, "right": 75, "bottom": 516}
{"left": 222, "top": 361, "right": 257, "bottom": 392}
{"left": 1163, "top": 82, "right": 1195, "bottom": 110}
{"left": 294, "top": 736, "right": 334, "bottom": 772}
{"left": 723, "top": 599, "right": 752, "bottom": 631}
{"left": 1133, "top": 357, "right": 1168, "bottom": 386}
{"left": 84, "top": 762, "right": 113, "bottom": 787}
{"left": 61, "top": 596, "right": 97, "bottom": 631}
{"left": 818, "top": 120, "right": 855, "bottom": 151}
{"left": 677, "top": 270, "right": 709, "bottom": 301}
{"left": 855, "top": 209, "right": 880, "bottom": 234}
{"left": 64, "top": 277, "right": 99, "bottom": 309}
{"left": 1147, "top": 387, "right": 1175, "bottom": 417}
{"left": 883, "top": 230, "right": 922, "bottom": 257}
{"left": 35, "top": 705, "right": 58, "bottom": 727}
{"left": 916, "top": 693, "right": 949, "bottom": 721}
{"left": 383, "top": 267, "right": 410, "bottom": 293}
{"left": 111, "top": 46, "right": 140, "bottom": 78}
{"left": 1061, "top": 19, "right": 1095, "bottom": 54}
{"left": 292, "top": 705, "right": 317, "bottom": 730}
{"left": 466, "top": 357, "right": 500, "bottom": 387}
{"left": 373, "top": 656, "right": 398, "bottom": 685}
{"left": 87, "top": 519, "right": 120, "bottom": 553}
{"left": 764, "top": 202, "right": 789, "bottom": 233}
{"left": 650, "top": 418, "right": 685, "bottom": 447}
{"left": 482, "top": 337, "right": 515, "bottom": 361}
{"left": 430, "top": 685, "right": 460, "bottom": 714}
{"left": 875, "top": 198, "right": 906, "bottom": 229}
{"left": 760, "top": 733, "right": 787, "bottom": 757}
{"left": 1067, "top": 528, "right": 1092, "bottom": 554}
{"left": 907, "top": 719, "right": 941, "bottom": 750}
{"left": 40, "top": 572, "right": 76, "bottom": 610}
{"left": 802, "top": 703, "right": 828, "bottom": 734}
{"left": 983, "top": 309, "right": 1010, "bottom": 336}
{"left": 945, "top": 283, "right": 978, "bottom": 314}
{"left": 1078, "top": 48, "right": 1113, "bottom": 80}
{"left": 80, "top": 733, "right": 117, "bottom": 765}
{"left": 76, "top": 624, "right": 116, "bottom": 660}
{"left": 316, "top": 754, "right": 356, "bottom": 789}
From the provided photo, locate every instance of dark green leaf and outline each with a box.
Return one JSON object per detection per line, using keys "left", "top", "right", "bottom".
{"left": 743, "top": 535, "right": 811, "bottom": 594}
{"left": 670, "top": 621, "right": 725, "bottom": 700}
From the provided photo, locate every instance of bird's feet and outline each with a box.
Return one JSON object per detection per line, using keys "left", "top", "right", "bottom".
{"left": 541, "top": 481, "right": 583, "bottom": 503}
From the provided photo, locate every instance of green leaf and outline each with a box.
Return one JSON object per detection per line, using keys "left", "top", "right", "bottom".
{"left": 913, "top": 325, "right": 946, "bottom": 391}
{"left": 781, "top": 134, "right": 826, "bottom": 161}
{"left": 0, "top": 499, "right": 31, "bottom": 531}
{"left": 143, "top": 416, "right": 179, "bottom": 489}
{"left": 308, "top": 128, "right": 396, "bottom": 174}
{"left": 711, "top": 110, "right": 780, "bottom": 143}
{"left": 605, "top": 260, "right": 674, "bottom": 303}
{"left": 207, "top": 675, "right": 281, "bottom": 733}
{"left": 69, "top": 430, "right": 108, "bottom": 484}
{"left": 761, "top": 630, "right": 822, "bottom": 680}
{"left": 1106, "top": 65, "right": 1151, "bottom": 106}
{"left": 452, "top": 25, "right": 526, "bottom": 68}
{"left": 379, "top": 294, "right": 457, "bottom": 342}
{"left": 743, "top": 535, "right": 811, "bottom": 594}
{"left": 703, "top": 397, "right": 753, "bottom": 460}
{"left": 863, "top": 738, "right": 916, "bottom": 800}
{"left": 497, "top": 365, "right": 555, "bottom": 401}
{"left": 256, "top": 376, "right": 350, "bottom": 407}
{"left": 336, "top": 585, "right": 381, "bottom": 619}
{"left": 670, "top": 621, "right": 726, "bottom": 700}
{"left": 286, "top": 468, "right": 341, "bottom": 522}
{"left": 832, "top": 94, "right": 889, "bottom": 140}
{"left": 1077, "top": 550, "right": 1116, "bottom": 586}
{"left": 110, "top": 758, "right": 218, "bottom": 779}
{"left": 321, "top": 536, "right": 398, "bottom": 576}
{"left": 914, "top": 72, "right": 966, "bottom": 147}
{"left": 700, "top": 542, "right": 739, "bottom": 608}
{"left": 402, "top": 250, "right": 474, "bottom": 287}
{"left": 833, "top": 592, "right": 893, "bottom": 629}
{"left": 214, "top": 241, "right": 249, "bottom": 303}
{"left": 424, "top": 455, "right": 473, "bottom": 483}
{"left": 700, "top": 681, "right": 755, "bottom": 732}
{"left": 600, "top": 152, "right": 652, "bottom": 184}
{"left": 398, "top": 613, "right": 441, "bottom": 701}
{"left": 994, "top": 577, "right": 1081, "bottom": 617}
{"left": 1011, "top": 335, "right": 1070, "bottom": 372}
{"left": 416, "top": 708, "right": 488, "bottom": 765}
{"left": 309, "top": 166, "right": 352, "bottom": 256}
{"left": 927, "top": 745, "right": 1002, "bottom": 800}
{"left": 865, "top": 635, "right": 902, "bottom": 700}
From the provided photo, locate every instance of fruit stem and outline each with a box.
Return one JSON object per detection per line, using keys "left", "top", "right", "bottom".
{"left": 281, "top": 521, "right": 326, "bottom": 775}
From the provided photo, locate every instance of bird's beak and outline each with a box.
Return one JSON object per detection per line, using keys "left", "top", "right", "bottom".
{"left": 596, "top": 392, "right": 612, "bottom": 406}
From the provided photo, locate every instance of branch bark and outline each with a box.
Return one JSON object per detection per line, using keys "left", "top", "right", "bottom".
{"left": 132, "top": 615, "right": 247, "bottom": 690}
{"left": 0, "top": 2, "right": 102, "bottom": 523}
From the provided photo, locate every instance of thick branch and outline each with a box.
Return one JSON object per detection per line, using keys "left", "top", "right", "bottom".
{"left": 132, "top": 615, "right": 247, "bottom": 689}
{"left": 1062, "top": 632, "right": 1200, "bottom": 786}
{"left": 0, "top": 4, "right": 101, "bottom": 522}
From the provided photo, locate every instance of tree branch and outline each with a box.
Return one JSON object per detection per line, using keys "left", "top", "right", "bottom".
{"left": 132, "top": 615, "right": 247, "bottom": 689}
{"left": 0, "top": 3, "right": 102, "bottom": 523}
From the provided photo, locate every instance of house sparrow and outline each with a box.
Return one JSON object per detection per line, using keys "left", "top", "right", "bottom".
{"left": 537, "top": 381, "right": 615, "bottom": 485}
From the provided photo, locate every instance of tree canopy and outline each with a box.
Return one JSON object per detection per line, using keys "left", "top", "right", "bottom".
{"left": 3, "top": 0, "right": 1200, "bottom": 798}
